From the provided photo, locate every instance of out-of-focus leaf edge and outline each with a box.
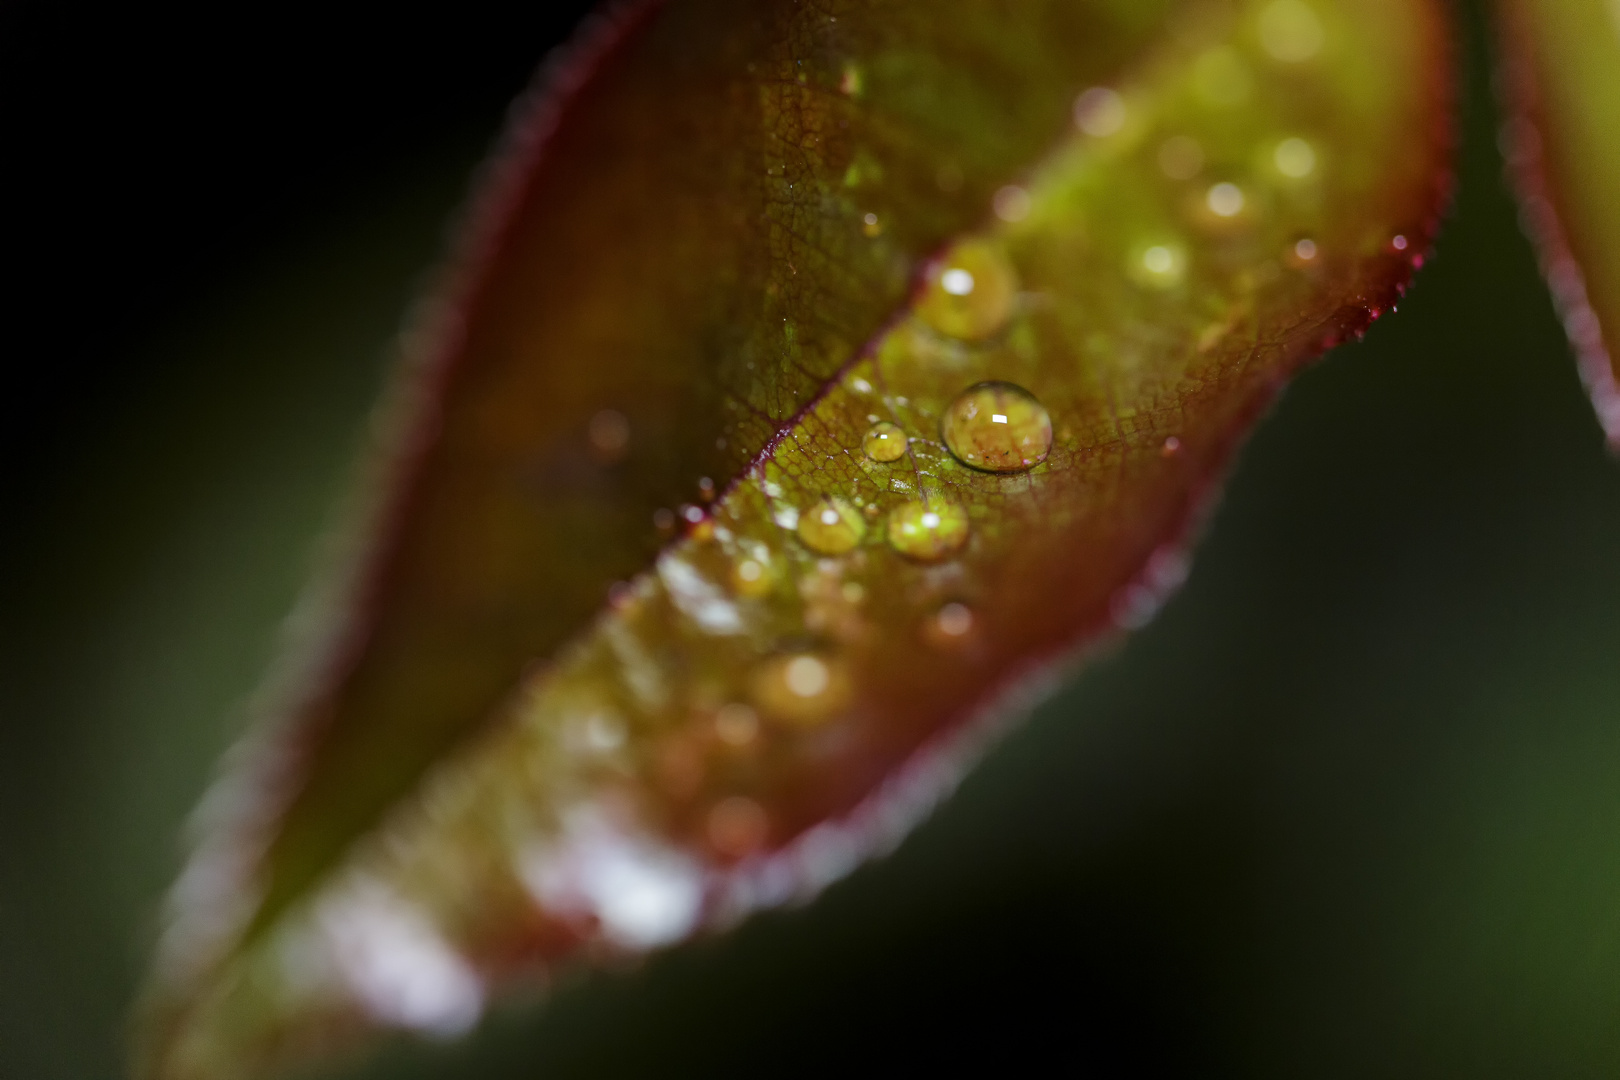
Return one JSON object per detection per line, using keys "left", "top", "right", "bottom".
{"left": 1493, "top": 0, "right": 1620, "bottom": 448}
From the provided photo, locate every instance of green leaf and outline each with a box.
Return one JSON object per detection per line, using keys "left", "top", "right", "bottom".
{"left": 1495, "top": 0, "right": 1620, "bottom": 444}
{"left": 136, "top": 1, "right": 1451, "bottom": 1076}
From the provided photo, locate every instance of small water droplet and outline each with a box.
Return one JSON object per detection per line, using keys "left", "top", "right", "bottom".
{"left": 1206, "top": 182, "right": 1245, "bottom": 217}
{"left": 681, "top": 504, "right": 705, "bottom": 525}
{"left": 697, "top": 477, "right": 716, "bottom": 501}
{"left": 796, "top": 496, "right": 864, "bottom": 555}
{"left": 1258, "top": 0, "right": 1325, "bottom": 63}
{"left": 587, "top": 409, "right": 630, "bottom": 463}
{"left": 1161, "top": 435, "right": 1183, "bottom": 457}
{"left": 935, "top": 602, "right": 973, "bottom": 637}
{"left": 1132, "top": 242, "right": 1186, "bottom": 287}
{"left": 1273, "top": 136, "right": 1316, "bottom": 178}
{"left": 752, "top": 651, "right": 849, "bottom": 725}
{"left": 1158, "top": 135, "right": 1204, "bottom": 180}
{"left": 731, "top": 556, "right": 772, "bottom": 598}
{"left": 714, "top": 703, "right": 760, "bottom": 746}
{"left": 1293, "top": 237, "right": 1318, "bottom": 261}
{"left": 942, "top": 381, "right": 1053, "bottom": 473}
{"left": 708, "top": 796, "right": 769, "bottom": 858}
{"left": 992, "top": 185, "right": 1031, "bottom": 223}
{"left": 887, "top": 499, "right": 969, "bottom": 561}
{"left": 1073, "top": 86, "right": 1126, "bottom": 136}
{"left": 862, "top": 212, "right": 882, "bottom": 237}
{"left": 1391, "top": 234, "right": 1409, "bottom": 251}
{"left": 918, "top": 240, "right": 1018, "bottom": 341}
{"left": 863, "top": 421, "right": 908, "bottom": 462}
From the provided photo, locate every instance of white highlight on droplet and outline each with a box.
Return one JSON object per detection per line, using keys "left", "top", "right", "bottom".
{"left": 991, "top": 413, "right": 1008, "bottom": 424}
{"left": 941, "top": 268, "right": 975, "bottom": 295}
{"left": 784, "top": 655, "right": 830, "bottom": 698}
{"left": 1206, "top": 182, "right": 1245, "bottom": 217}
{"left": 1143, "top": 246, "right": 1175, "bottom": 274}
{"left": 992, "top": 184, "right": 1031, "bottom": 222}
{"left": 1273, "top": 136, "right": 1317, "bottom": 178}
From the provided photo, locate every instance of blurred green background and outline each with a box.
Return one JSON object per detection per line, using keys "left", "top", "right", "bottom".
{"left": 3, "top": 3, "right": 1619, "bottom": 1077}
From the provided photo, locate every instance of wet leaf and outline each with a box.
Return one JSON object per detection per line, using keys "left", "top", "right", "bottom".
{"left": 1495, "top": 0, "right": 1620, "bottom": 445}
{"left": 137, "top": 1, "right": 1452, "bottom": 1076}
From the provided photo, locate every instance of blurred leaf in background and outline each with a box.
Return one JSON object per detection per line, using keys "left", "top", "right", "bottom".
{"left": 1, "top": 2, "right": 1619, "bottom": 1079}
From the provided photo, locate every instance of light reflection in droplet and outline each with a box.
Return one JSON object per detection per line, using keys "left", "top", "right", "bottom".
{"left": 887, "top": 499, "right": 969, "bottom": 562}
{"left": 795, "top": 496, "right": 864, "bottom": 555}
{"left": 917, "top": 240, "right": 1018, "bottom": 341}
{"left": 941, "top": 268, "right": 975, "bottom": 296}
{"left": 1073, "top": 86, "right": 1126, "bottom": 136}
{"left": 942, "top": 381, "right": 1053, "bottom": 473}
{"left": 1273, "top": 136, "right": 1317, "bottom": 178}
{"left": 992, "top": 184, "right": 1031, "bottom": 223}
{"left": 1206, "top": 182, "right": 1245, "bottom": 217}
{"left": 863, "top": 421, "right": 908, "bottom": 462}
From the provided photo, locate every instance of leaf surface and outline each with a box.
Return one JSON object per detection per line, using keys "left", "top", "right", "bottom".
{"left": 139, "top": 1, "right": 1451, "bottom": 1076}
{"left": 1496, "top": 0, "right": 1620, "bottom": 444}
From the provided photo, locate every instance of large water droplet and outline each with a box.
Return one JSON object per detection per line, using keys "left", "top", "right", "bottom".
{"left": 863, "top": 421, "right": 908, "bottom": 462}
{"left": 917, "top": 240, "right": 1017, "bottom": 341}
{"left": 941, "top": 381, "right": 1053, "bottom": 473}
{"left": 795, "top": 496, "right": 864, "bottom": 555}
{"left": 886, "top": 499, "right": 969, "bottom": 562}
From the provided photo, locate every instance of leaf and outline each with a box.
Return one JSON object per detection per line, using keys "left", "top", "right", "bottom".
{"left": 1495, "top": 0, "right": 1620, "bottom": 445}
{"left": 137, "top": 1, "right": 1452, "bottom": 1076}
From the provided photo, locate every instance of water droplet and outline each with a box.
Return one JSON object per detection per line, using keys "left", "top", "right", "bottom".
{"left": 992, "top": 184, "right": 1031, "bottom": 223}
{"left": 1273, "top": 136, "right": 1316, "bottom": 178}
{"left": 587, "top": 409, "right": 630, "bottom": 463}
{"left": 863, "top": 421, "right": 908, "bottom": 462}
{"left": 1258, "top": 0, "right": 1325, "bottom": 63}
{"left": 862, "top": 212, "right": 883, "bottom": 237}
{"left": 1206, "top": 182, "right": 1245, "bottom": 217}
{"left": 1073, "top": 86, "right": 1126, "bottom": 136}
{"left": 918, "top": 240, "right": 1018, "bottom": 341}
{"left": 714, "top": 703, "right": 760, "bottom": 746}
{"left": 752, "top": 651, "right": 849, "bottom": 726}
{"left": 708, "top": 796, "right": 769, "bottom": 858}
{"left": 886, "top": 499, "right": 969, "bottom": 562}
{"left": 1391, "top": 234, "right": 1409, "bottom": 251}
{"left": 697, "top": 477, "right": 716, "bottom": 501}
{"left": 1161, "top": 435, "right": 1183, "bottom": 457}
{"left": 796, "top": 496, "right": 864, "bottom": 555}
{"left": 1158, "top": 135, "right": 1204, "bottom": 180}
{"left": 1293, "top": 237, "right": 1318, "bottom": 261}
{"left": 935, "top": 602, "right": 974, "bottom": 637}
{"left": 942, "top": 382, "right": 1053, "bottom": 473}
{"left": 1131, "top": 242, "right": 1186, "bottom": 287}
{"left": 731, "top": 556, "right": 772, "bottom": 598}
{"left": 681, "top": 504, "right": 705, "bottom": 525}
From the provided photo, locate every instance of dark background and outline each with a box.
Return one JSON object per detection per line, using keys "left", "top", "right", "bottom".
{"left": 4, "top": 3, "right": 1620, "bottom": 1078}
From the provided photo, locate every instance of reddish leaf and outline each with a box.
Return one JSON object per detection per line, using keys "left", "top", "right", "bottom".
{"left": 137, "top": 1, "right": 1452, "bottom": 1076}
{"left": 1496, "top": 0, "right": 1620, "bottom": 445}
